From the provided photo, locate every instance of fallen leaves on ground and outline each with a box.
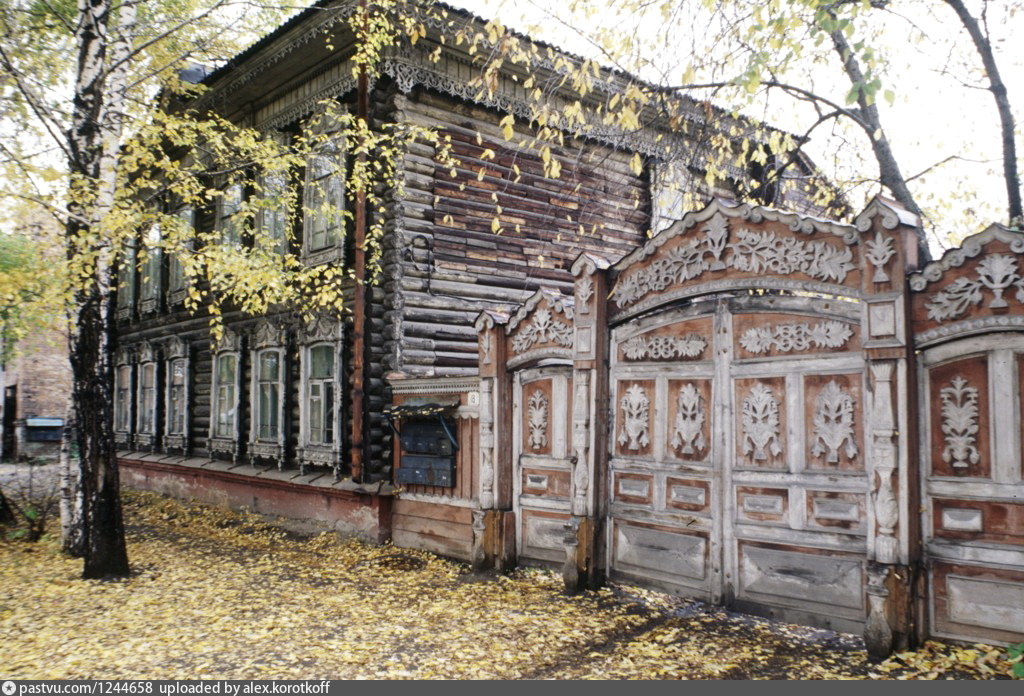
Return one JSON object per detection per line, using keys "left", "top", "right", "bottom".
{"left": 0, "top": 492, "right": 1015, "bottom": 679}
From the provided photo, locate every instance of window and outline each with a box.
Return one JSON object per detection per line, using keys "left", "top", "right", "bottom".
{"left": 303, "top": 113, "right": 345, "bottom": 264}
{"left": 140, "top": 223, "right": 162, "bottom": 313}
{"left": 306, "top": 344, "right": 335, "bottom": 445}
{"left": 217, "top": 183, "right": 244, "bottom": 245}
{"left": 255, "top": 349, "right": 281, "bottom": 440}
{"left": 114, "top": 365, "right": 132, "bottom": 433}
{"left": 136, "top": 362, "right": 157, "bottom": 434}
{"left": 116, "top": 243, "right": 136, "bottom": 319}
{"left": 212, "top": 353, "right": 238, "bottom": 439}
{"left": 259, "top": 169, "right": 289, "bottom": 250}
{"left": 167, "top": 207, "right": 193, "bottom": 300}
{"left": 167, "top": 358, "right": 187, "bottom": 436}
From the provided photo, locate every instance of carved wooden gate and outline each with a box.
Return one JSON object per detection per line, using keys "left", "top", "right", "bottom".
{"left": 911, "top": 225, "right": 1024, "bottom": 645}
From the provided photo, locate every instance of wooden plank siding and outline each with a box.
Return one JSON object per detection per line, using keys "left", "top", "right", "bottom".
{"left": 391, "top": 89, "right": 650, "bottom": 378}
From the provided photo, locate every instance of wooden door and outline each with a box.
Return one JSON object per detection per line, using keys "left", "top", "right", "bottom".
{"left": 512, "top": 366, "right": 574, "bottom": 566}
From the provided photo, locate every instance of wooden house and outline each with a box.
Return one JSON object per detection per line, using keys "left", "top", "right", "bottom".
{"left": 110, "top": 0, "right": 1024, "bottom": 653}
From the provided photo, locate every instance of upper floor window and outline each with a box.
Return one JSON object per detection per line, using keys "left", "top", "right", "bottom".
{"left": 303, "top": 112, "right": 346, "bottom": 264}
{"left": 140, "top": 223, "right": 162, "bottom": 314}
{"left": 217, "top": 182, "right": 244, "bottom": 246}
{"left": 167, "top": 207, "right": 193, "bottom": 301}
{"left": 116, "top": 243, "right": 136, "bottom": 320}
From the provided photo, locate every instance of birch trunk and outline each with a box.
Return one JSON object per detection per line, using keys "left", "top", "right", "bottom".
{"left": 67, "top": 0, "right": 138, "bottom": 579}
{"left": 59, "top": 401, "right": 84, "bottom": 557}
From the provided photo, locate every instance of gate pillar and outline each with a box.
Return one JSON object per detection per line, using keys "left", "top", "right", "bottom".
{"left": 855, "top": 197, "right": 923, "bottom": 656}
{"left": 474, "top": 310, "right": 515, "bottom": 572}
{"left": 563, "top": 254, "right": 612, "bottom": 591}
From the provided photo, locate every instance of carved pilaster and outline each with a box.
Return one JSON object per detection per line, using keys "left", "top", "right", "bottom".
{"left": 478, "top": 377, "right": 495, "bottom": 510}
{"left": 869, "top": 361, "right": 899, "bottom": 564}
{"left": 571, "top": 370, "right": 591, "bottom": 516}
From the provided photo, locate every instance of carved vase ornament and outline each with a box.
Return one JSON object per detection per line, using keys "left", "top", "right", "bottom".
{"left": 617, "top": 384, "right": 651, "bottom": 451}
{"left": 811, "top": 380, "right": 858, "bottom": 464}
{"left": 742, "top": 383, "right": 782, "bottom": 461}
{"left": 926, "top": 253, "right": 1024, "bottom": 321}
{"left": 575, "top": 275, "right": 594, "bottom": 314}
{"left": 671, "top": 383, "right": 706, "bottom": 455}
{"left": 865, "top": 230, "right": 896, "bottom": 283}
{"left": 512, "top": 308, "right": 572, "bottom": 353}
{"left": 939, "top": 375, "right": 980, "bottom": 470}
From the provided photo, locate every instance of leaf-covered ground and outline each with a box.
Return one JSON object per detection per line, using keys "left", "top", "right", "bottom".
{"left": 0, "top": 492, "right": 1017, "bottom": 680}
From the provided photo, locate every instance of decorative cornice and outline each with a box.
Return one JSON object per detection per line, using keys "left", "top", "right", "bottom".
{"left": 914, "top": 315, "right": 1024, "bottom": 347}
{"left": 909, "top": 224, "right": 1024, "bottom": 291}
{"left": 300, "top": 315, "right": 342, "bottom": 345}
{"left": 213, "top": 328, "right": 242, "bottom": 353}
{"left": 506, "top": 345, "right": 573, "bottom": 370}
{"left": 164, "top": 336, "right": 188, "bottom": 360}
{"left": 388, "top": 376, "right": 480, "bottom": 395}
{"left": 474, "top": 309, "right": 509, "bottom": 333}
{"left": 611, "top": 197, "right": 859, "bottom": 275}
{"left": 252, "top": 320, "right": 287, "bottom": 349}
{"left": 571, "top": 251, "right": 613, "bottom": 277}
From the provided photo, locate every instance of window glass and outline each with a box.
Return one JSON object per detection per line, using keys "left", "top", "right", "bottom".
{"left": 115, "top": 365, "right": 132, "bottom": 431}
{"left": 168, "top": 207, "right": 193, "bottom": 292}
{"left": 141, "top": 224, "right": 162, "bottom": 303}
{"left": 116, "top": 245, "right": 136, "bottom": 310}
{"left": 305, "top": 139, "right": 344, "bottom": 253}
{"left": 257, "top": 350, "right": 280, "bottom": 440}
{"left": 214, "top": 354, "right": 237, "bottom": 438}
{"left": 218, "top": 183, "right": 244, "bottom": 245}
{"left": 306, "top": 345, "right": 335, "bottom": 446}
{"left": 168, "top": 359, "right": 186, "bottom": 435}
{"left": 138, "top": 363, "right": 156, "bottom": 433}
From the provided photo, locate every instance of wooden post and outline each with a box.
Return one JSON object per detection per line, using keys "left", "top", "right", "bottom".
{"left": 565, "top": 253, "right": 611, "bottom": 591}
{"left": 350, "top": 0, "right": 370, "bottom": 482}
{"left": 854, "top": 196, "right": 922, "bottom": 656}
{"left": 473, "top": 310, "right": 511, "bottom": 570}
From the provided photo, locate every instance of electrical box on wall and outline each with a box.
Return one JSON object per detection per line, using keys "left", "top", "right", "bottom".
{"left": 385, "top": 403, "right": 458, "bottom": 488}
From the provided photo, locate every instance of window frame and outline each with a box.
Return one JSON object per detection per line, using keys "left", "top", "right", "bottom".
{"left": 248, "top": 321, "right": 287, "bottom": 468}
{"left": 302, "top": 111, "right": 346, "bottom": 266}
{"left": 216, "top": 181, "right": 245, "bottom": 246}
{"left": 133, "top": 342, "right": 158, "bottom": 450}
{"left": 113, "top": 348, "right": 134, "bottom": 447}
{"left": 297, "top": 316, "right": 343, "bottom": 475}
{"left": 139, "top": 222, "right": 163, "bottom": 315}
{"left": 167, "top": 206, "right": 194, "bottom": 307}
{"left": 207, "top": 329, "right": 242, "bottom": 463}
{"left": 162, "top": 337, "right": 190, "bottom": 453}
{"left": 116, "top": 241, "right": 137, "bottom": 322}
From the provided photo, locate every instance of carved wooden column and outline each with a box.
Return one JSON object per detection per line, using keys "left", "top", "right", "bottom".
{"left": 564, "top": 253, "right": 611, "bottom": 592}
{"left": 855, "top": 197, "right": 922, "bottom": 657}
{"left": 473, "top": 310, "right": 513, "bottom": 571}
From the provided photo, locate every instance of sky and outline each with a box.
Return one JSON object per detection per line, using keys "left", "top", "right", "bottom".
{"left": 438, "top": 0, "right": 1024, "bottom": 251}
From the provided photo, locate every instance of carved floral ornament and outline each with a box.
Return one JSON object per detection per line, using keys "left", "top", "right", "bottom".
{"left": 924, "top": 254, "right": 1024, "bottom": 321}
{"left": 940, "top": 375, "right": 980, "bottom": 470}
{"left": 617, "top": 384, "right": 651, "bottom": 451}
{"left": 739, "top": 320, "right": 852, "bottom": 355}
{"left": 622, "top": 333, "right": 706, "bottom": 360}
{"left": 528, "top": 389, "right": 549, "bottom": 451}
{"left": 810, "top": 380, "right": 858, "bottom": 464}
{"left": 742, "top": 383, "right": 782, "bottom": 461}
{"left": 575, "top": 275, "right": 594, "bottom": 314}
{"left": 511, "top": 307, "right": 573, "bottom": 354}
{"left": 671, "top": 383, "right": 706, "bottom": 455}
{"left": 612, "top": 213, "right": 857, "bottom": 308}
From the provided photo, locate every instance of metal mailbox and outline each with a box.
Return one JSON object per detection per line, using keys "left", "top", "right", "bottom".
{"left": 386, "top": 403, "right": 458, "bottom": 488}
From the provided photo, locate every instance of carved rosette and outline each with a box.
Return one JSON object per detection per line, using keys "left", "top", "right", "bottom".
{"left": 571, "top": 371, "right": 591, "bottom": 516}
{"left": 478, "top": 378, "right": 495, "bottom": 509}
{"left": 869, "top": 362, "right": 899, "bottom": 564}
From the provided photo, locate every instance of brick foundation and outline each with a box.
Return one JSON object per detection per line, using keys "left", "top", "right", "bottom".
{"left": 118, "top": 453, "right": 393, "bottom": 542}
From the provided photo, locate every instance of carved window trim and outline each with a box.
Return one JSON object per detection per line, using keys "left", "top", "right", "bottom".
{"left": 139, "top": 222, "right": 163, "bottom": 316}
{"left": 115, "top": 241, "right": 137, "bottom": 323}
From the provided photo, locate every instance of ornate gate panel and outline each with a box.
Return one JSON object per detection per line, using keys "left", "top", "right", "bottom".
{"left": 512, "top": 366, "right": 574, "bottom": 565}
{"left": 608, "top": 303, "right": 720, "bottom": 600}
{"left": 912, "top": 225, "right": 1024, "bottom": 645}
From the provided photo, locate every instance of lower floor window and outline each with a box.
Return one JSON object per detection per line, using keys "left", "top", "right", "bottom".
{"left": 115, "top": 365, "right": 132, "bottom": 432}
{"left": 256, "top": 350, "right": 281, "bottom": 440}
{"left": 137, "top": 363, "right": 156, "bottom": 433}
{"left": 167, "top": 358, "right": 186, "bottom": 435}
{"left": 213, "top": 354, "right": 237, "bottom": 438}
{"left": 307, "top": 344, "right": 335, "bottom": 445}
